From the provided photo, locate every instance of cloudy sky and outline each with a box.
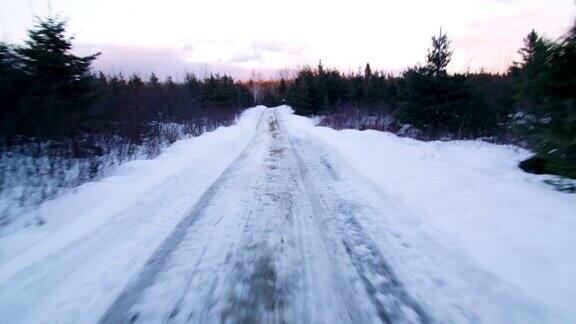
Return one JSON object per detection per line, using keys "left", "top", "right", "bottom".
{"left": 1, "top": 0, "right": 574, "bottom": 79}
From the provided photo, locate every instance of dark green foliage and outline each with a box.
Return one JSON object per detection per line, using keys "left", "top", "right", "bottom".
{"left": 396, "top": 67, "right": 464, "bottom": 136}
{"left": 0, "top": 44, "right": 27, "bottom": 137}
{"left": 465, "top": 73, "right": 515, "bottom": 139}
{"left": 396, "top": 71, "right": 510, "bottom": 139}
{"left": 513, "top": 25, "right": 576, "bottom": 179}
{"left": 87, "top": 73, "right": 252, "bottom": 144}
{"left": 282, "top": 25, "right": 575, "bottom": 181}
{"left": 395, "top": 30, "right": 504, "bottom": 138}
{"left": 2, "top": 15, "right": 575, "bottom": 182}
{"left": 426, "top": 29, "right": 452, "bottom": 77}
{"left": 509, "top": 30, "right": 552, "bottom": 113}
{"left": 285, "top": 30, "right": 513, "bottom": 141}
{"left": 202, "top": 74, "right": 244, "bottom": 110}
{"left": 287, "top": 67, "right": 315, "bottom": 115}
{"left": 0, "top": 16, "right": 252, "bottom": 156}
{"left": 286, "top": 63, "right": 383, "bottom": 116}
{"left": 1, "top": 17, "right": 100, "bottom": 140}
{"left": 16, "top": 17, "right": 99, "bottom": 84}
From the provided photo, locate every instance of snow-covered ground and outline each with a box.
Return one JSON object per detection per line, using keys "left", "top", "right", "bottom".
{"left": 0, "top": 120, "right": 227, "bottom": 228}
{"left": 0, "top": 106, "right": 266, "bottom": 322}
{"left": 289, "top": 109, "right": 576, "bottom": 322}
{"left": 0, "top": 106, "right": 574, "bottom": 323}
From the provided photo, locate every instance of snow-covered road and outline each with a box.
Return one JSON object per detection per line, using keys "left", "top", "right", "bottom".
{"left": 0, "top": 106, "right": 574, "bottom": 323}
{"left": 98, "top": 109, "right": 429, "bottom": 323}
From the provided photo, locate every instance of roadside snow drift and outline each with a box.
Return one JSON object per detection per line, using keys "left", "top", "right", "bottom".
{"left": 286, "top": 108, "right": 576, "bottom": 322}
{"left": 0, "top": 106, "right": 267, "bottom": 323}
{"left": 0, "top": 106, "right": 574, "bottom": 323}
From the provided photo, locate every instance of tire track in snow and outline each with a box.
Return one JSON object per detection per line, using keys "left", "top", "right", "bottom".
{"left": 117, "top": 111, "right": 319, "bottom": 323}
{"left": 277, "top": 110, "right": 431, "bottom": 323}
{"left": 98, "top": 111, "right": 268, "bottom": 324}
{"left": 102, "top": 108, "right": 430, "bottom": 323}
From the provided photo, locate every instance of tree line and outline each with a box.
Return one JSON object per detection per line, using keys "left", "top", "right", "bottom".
{"left": 1, "top": 16, "right": 575, "bottom": 182}
{"left": 0, "top": 17, "right": 252, "bottom": 152}
{"left": 0, "top": 17, "right": 256, "bottom": 222}
{"left": 276, "top": 25, "right": 575, "bottom": 179}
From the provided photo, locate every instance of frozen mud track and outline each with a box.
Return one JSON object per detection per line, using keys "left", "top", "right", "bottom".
{"left": 99, "top": 109, "right": 428, "bottom": 323}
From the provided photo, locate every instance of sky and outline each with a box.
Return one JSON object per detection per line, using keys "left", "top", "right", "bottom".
{"left": 0, "top": 0, "right": 574, "bottom": 79}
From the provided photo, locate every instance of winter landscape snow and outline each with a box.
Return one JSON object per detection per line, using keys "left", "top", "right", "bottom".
{"left": 0, "top": 106, "right": 574, "bottom": 323}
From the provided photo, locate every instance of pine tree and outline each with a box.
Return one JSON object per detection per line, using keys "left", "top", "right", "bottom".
{"left": 287, "top": 67, "right": 314, "bottom": 115}
{"left": 148, "top": 72, "right": 160, "bottom": 86}
{"left": 517, "top": 23, "right": 576, "bottom": 179}
{"left": 395, "top": 29, "right": 493, "bottom": 138}
{"left": 518, "top": 30, "right": 548, "bottom": 63}
{"left": 184, "top": 73, "right": 202, "bottom": 105}
{"left": 278, "top": 78, "right": 287, "bottom": 102}
{"left": 14, "top": 16, "right": 100, "bottom": 139}
{"left": 364, "top": 63, "right": 372, "bottom": 79}
{"left": 17, "top": 17, "right": 99, "bottom": 84}
{"left": 317, "top": 60, "right": 324, "bottom": 75}
{"left": 363, "top": 63, "right": 377, "bottom": 109}
{"left": 128, "top": 74, "right": 144, "bottom": 89}
{"left": 426, "top": 28, "right": 453, "bottom": 76}
{"left": 510, "top": 30, "right": 551, "bottom": 113}
{"left": 527, "top": 24, "right": 576, "bottom": 178}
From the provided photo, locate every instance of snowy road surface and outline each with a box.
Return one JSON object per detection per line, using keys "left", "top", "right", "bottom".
{"left": 0, "top": 106, "right": 574, "bottom": 323}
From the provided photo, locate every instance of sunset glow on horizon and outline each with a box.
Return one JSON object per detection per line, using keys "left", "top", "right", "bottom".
{"left": 1, "top": 0, "right": 574, "bottom": 79}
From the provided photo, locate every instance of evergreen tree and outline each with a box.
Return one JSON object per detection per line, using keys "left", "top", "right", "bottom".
{"left": 363, "top": 63, "right": 377, "bottom": 110}
{"left": 17, "top": 17, "right": 99, "bottom": 82}
{"left": 364, "top": 63, "right": 372, "bottom": 78}
{"left": 184, "top": 73, "right": 202, "bottom": 105}
{"left": 519, "top": 23, "right": 576, "bottom": 178}
{"left": 397, "top": 30, "right": 463, "bottom": 136}
{"left": 148, "top": 72, "right": 160, "bottom": 86}
{"left": 510, "top": 30, "right": 551, "bottom": 113}
{"left": 287, "top": 67, "right": 314, "bottom": 115}
{"left": 426, "top": 29, "right": 453, "bottom": 76}
{"left": 0, "top": 43, "right": 21, "bottom": 74}
{"left": 128, "top": 74, "right": 144, "bottom": 89}
{"left": 14, "top": 16, "right": 100, "bottom": 139}
{"left": 278, "top": 78, "right": 287, "bottom": 101}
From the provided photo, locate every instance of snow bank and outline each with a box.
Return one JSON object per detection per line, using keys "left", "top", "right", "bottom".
{"left": 0, "top": 118, "right": 237, "bottom": 228}
{"left": 283, "top": 109, "right": 576, "bottom": 322}
{"left": 0, "top": 106, "right": 266, "bottom": 276}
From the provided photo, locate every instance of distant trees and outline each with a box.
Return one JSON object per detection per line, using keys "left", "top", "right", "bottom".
{"left": 0, "top": 16, "right": 253, "bottom": 149}
{"left": 87, "top": 72, "right": 252, "bottom": 146}
{"left": 395, "top": 30, "right": 505, "bottom": 138}
{"left": 285, "top": 24, "right": 576, "bottom": 179}
{"left": 0, "top": 15, "right": 254, "bottom": 203}
{"left": 0, "top": 17, "right": 256, "bottom": 218}
{"left": 202, "top": 74, "right": 247, "bottom": 110}
{"left": 286, "top": 63, "right": 377, "bottom": 116}
{"left": 286, "top": 30, "right": 512, "bottom": 140}
{"left": 287, "top": 67, "right": 316, "bottom": 115}
{"left": 2, "top": 15, "right": 575, "bottom": 182}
